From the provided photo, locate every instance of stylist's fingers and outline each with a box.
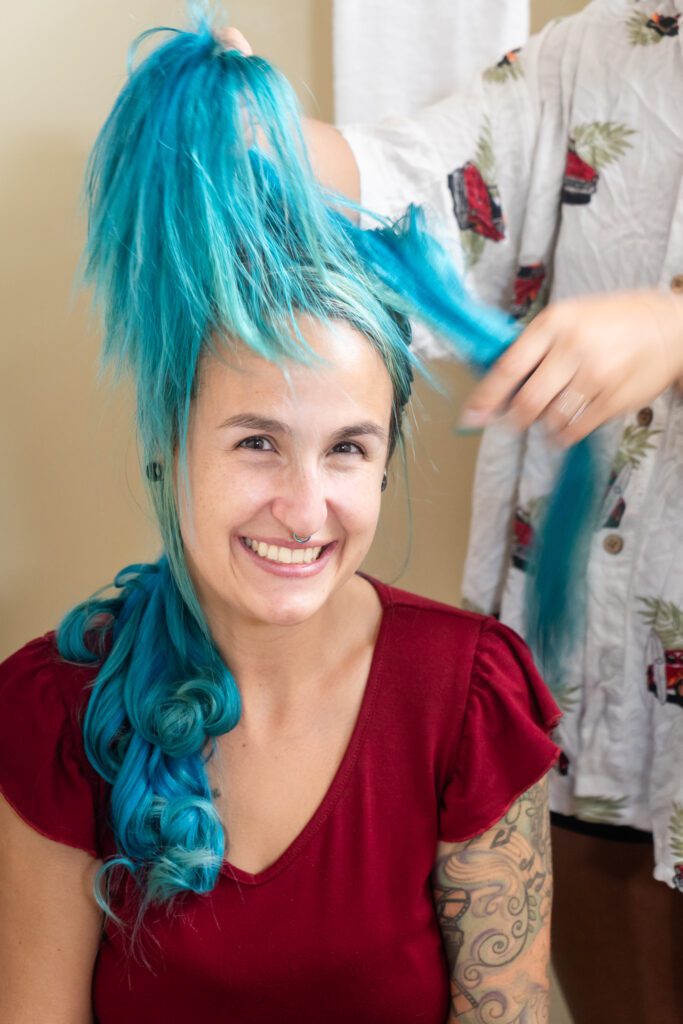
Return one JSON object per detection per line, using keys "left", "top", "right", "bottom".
{"left": 506, "top": 345, "right": 584, "bottom": 431}
{"left": 214, "top": 27, "right": 254, "bottom": 55}
{"left": 459, "top": 309, "right": 558, "bottom": 427}
{"left": 552, "top": 385, "right": 619, "bottom": 446}
{"left": 539, "top": 350, "right": 614, "bottom": 436}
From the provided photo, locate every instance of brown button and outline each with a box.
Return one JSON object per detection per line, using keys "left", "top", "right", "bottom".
{"left": 603, "top": 534, "right": 624, "bottom": 555}
{"left": 671, "top": 274, "right": 683, "bottom": 295}
{"left": 637, "top": 407, "right": 654, "bottom": 427}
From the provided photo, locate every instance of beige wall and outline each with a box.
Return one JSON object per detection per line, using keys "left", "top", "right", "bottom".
{"left": 1, "top": 0, "right": 585, "bottom": 659}
{"left": 532, "top": 0, "right": 588, "bottom": 32}
{"left": 0, "top": 0, "right": 333, "bottom": 659}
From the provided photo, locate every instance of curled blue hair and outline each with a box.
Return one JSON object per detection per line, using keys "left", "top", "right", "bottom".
{"left": 58, "top": 6, "right": 581, "bottom": 914}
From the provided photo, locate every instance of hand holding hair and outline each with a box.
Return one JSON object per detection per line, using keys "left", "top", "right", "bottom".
{"left": 460, "top": 289, "right": 683, "bottom": 445}
{"left": 213, "top": 26, "right": 253, "bottom": 56}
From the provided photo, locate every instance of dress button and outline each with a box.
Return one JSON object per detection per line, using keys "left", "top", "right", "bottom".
{"left": 637, "top": 407, "right": 654, "bottom": 427}
{"left": 603, "top": 533, "right": 624, "bottom": 555}
{"left": 671, "top": 274, "right": 683, "bottom": 295}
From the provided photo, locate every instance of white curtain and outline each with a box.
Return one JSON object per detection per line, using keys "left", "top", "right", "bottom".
{"left": 333, "top": 0, "right": 530, "bottom": 123}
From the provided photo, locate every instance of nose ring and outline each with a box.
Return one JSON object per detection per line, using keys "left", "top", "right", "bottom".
{"left": 292, "top": 532, "right": 313, "bottom": 544}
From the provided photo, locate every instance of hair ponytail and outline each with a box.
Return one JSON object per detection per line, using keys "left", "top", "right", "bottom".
{"left": 59, "top": 558, "right": 239, "bottom": 910}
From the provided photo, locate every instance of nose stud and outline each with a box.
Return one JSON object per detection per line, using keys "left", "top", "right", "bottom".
{"left": 292, "top": 532, "right": 313, "bottom": 544}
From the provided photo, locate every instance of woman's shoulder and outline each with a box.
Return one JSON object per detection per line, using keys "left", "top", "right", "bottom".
{"left": 371, "top": 576, "right": 559, "bottom": 716}
{"left": 371, "top": 576, "right": 497, "bottom": 652}
{"left": 0, "top": 633, "right": 105, "bottom": 857}
{"left": 0, "top": 631, "right": 101, "bottom": 715}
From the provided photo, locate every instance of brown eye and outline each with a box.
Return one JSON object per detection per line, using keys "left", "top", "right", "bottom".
{"left": 238, "top": 436, "right": 275, "bottom": 451}
{"left": 331, "top": 441, "right": 363, "bottom": 455}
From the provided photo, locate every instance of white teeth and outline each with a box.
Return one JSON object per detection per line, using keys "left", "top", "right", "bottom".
{"left": 243, "top": 538, "right": 325, "bottom": 565}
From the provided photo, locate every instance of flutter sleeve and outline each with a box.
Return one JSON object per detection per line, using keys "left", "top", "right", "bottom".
{"left": 439, "top": 619, "right": 561, "bottom": 842}
{"left": 0, "top": 634, "right": 104, "bottom": 857}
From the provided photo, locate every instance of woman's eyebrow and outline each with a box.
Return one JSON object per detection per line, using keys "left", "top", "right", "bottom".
{"left": 329, "top": 422, "right": 388, "bottom": 444}
{"left": 217, "top": 414, "right": 387, "bottom": 443}
{"left": 217, "top": 413, "right": 291, "bottom": 434}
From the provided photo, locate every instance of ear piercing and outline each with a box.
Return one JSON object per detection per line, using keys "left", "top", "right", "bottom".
{"left": 381, "top": 470, "right": 388, "bottom": 492}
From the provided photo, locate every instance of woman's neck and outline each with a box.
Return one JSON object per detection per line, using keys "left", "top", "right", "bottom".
{"left": 202, "top": 574, "right": 381, "bottom": 710}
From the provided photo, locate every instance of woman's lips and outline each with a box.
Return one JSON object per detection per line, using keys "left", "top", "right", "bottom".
{"left": 236, "top": 535, "right": 338, "bottom": 578}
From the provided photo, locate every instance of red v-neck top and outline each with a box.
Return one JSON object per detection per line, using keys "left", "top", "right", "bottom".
{"left": 0, "top": 579, "right": 560, "bottom": 1023}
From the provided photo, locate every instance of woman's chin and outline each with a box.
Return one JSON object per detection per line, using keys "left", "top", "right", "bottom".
{"left": 245, "top": 592, "right": 329, "bottom": 628}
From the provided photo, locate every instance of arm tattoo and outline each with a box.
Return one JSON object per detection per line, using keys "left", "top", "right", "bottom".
{"left": 432, "top": 778, "right": 552, "bottom": 1023}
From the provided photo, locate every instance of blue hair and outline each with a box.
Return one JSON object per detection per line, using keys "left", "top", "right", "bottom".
{"left": 58, "top": 7, "right": 586, "bottom": 914}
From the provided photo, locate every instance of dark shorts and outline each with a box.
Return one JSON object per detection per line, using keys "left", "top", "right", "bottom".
{"left": 550, "top": 810, "right": 653, "bottom": 844}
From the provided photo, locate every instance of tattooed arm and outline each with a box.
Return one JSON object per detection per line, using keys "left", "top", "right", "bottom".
{"left": 433, "top": 777, "right": 552, "bottom": 1023}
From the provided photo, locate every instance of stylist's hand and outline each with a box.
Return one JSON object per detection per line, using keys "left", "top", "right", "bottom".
{"left": 214, "top": 27, "right": 253, "bottom": 55}
{"left": 459, "top": 290, "right": 683, "bottom": 445}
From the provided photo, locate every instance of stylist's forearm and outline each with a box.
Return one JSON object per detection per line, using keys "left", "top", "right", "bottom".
{"left": 304, "top": 119, "right": 361, "bottom": 207}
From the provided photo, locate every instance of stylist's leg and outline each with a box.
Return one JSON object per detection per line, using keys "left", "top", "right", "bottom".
{"left": 551, "top": 824, "right": 683, "bottom": 1023}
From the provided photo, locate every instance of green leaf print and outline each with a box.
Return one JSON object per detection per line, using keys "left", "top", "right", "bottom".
{"left": 670, "top": 804, "right": 683, "bottom": 861}
{"left": 461, "top": 230, "right": 486, "bottom": 271}
{"left": 474, "top": 119, "right": 496, "bottom": 182}
{"left": 572, "top": 122, "right": 636, "bottom": 171}
{"left": 575, "top": 796, "right": 627, "bottom": 824}
{"left": 628, "top": 11, "right": 659, "bottom": 46}
{"left": 638, "top": 597, "right": 683, "bottom": 649}
{"left": 483, "top": 50, "right": 524, "bottom": 84}
{"left": 611, "top": 425, "right": 661, "bottom": 476}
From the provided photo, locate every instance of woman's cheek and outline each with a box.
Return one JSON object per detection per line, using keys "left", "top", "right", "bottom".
{"left": 334, "top": 473, "right": 383, "bottom": 543}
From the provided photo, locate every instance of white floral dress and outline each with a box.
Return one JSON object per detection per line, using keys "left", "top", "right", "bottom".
{"left": 342, "top": 0, "right": 683, "bottom": 887}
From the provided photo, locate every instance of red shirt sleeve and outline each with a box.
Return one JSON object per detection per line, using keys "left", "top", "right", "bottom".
{"left": 0, "top": 634, "right": 104, "bottom": 857}
{"left": 439, "top": 619, "right": 561, "bottom": 842}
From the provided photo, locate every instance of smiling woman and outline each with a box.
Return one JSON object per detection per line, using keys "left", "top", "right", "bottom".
{"left": 184, "top": 320, "right": 393, "bottom": 632}
{"left": 0, "top": 10, "right": 559, "bottom": 1024}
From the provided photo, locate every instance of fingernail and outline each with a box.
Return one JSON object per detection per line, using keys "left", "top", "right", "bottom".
{"left": 454, "top": 424, "right": 484, "bottom": 437}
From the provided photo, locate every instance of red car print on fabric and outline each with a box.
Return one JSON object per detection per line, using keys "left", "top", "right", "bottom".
{"left": 561, "top": 146, "right": 599, "bottom": 205}
{"left": 511, "top": 263, "right": 547, "bottom": 319}
{"left": 639, "top": 598, "right": 683, "bottom": 709}
{"left": 448, "top": 120, "right": 505, "bottom": 269}
{"left": 510, "top": 497, "right": 546, "bottom": 574}
{"left": 646, "top": 651, "right": 683, "bottom": 708}
{"left": 448, "top": 162, "right": 505, "bottom": 241}
{"left": 648, "top": 14, "right": 680, "bottom": 36}
{"left": 600, "top": 424, "right": 660, "bottom": 529}
{"left": 511, "top": 506, "right": 534, "bottom": 572}
{"left": 674, "top": 864, "right": 683, "bottom": 893}
{"left": 601, "top": 465, "right": 629, "bottom": 529}
{"left": 561, "top": 122, "right": 635, "bottom": 206}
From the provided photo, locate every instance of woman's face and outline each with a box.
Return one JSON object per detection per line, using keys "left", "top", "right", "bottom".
{"left": 181, "top": 315, "right": 395, "bottom": 630}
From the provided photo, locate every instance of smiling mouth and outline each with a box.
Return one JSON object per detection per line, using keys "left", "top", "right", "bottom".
{"left": 240, "top": 537, "right": 330, "bottom": 565}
